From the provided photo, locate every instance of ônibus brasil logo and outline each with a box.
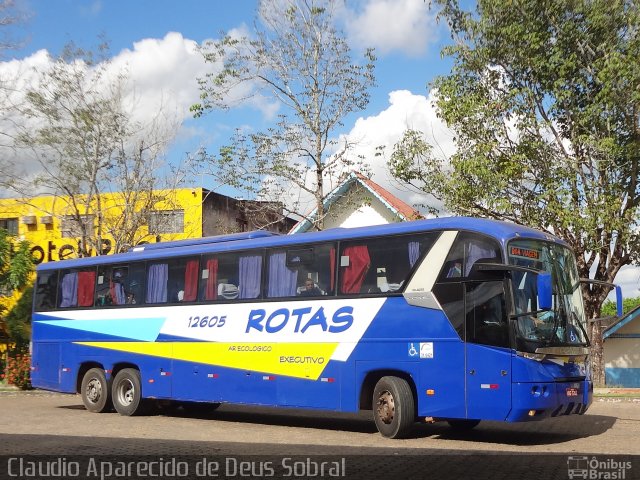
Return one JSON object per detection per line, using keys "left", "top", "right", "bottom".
{"left": 567, "top": 456, "right": 632, "bottom": 479}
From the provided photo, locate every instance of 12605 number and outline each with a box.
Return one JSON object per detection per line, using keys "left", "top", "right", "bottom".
{"left": 188, "top": 315, "right": 227, "bottom": 328}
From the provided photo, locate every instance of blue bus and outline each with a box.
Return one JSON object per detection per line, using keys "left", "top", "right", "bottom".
{"left": 31, "top": 217, "right": 601, "bottom": 438}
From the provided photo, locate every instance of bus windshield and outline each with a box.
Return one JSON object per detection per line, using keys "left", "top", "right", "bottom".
{"left": 508, "top": 239, "right": 588, "bottom": 350}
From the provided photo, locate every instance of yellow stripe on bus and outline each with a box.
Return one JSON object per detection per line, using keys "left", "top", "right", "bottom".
{"left": 75, "top": 341, "right": 338, "bottom": 380}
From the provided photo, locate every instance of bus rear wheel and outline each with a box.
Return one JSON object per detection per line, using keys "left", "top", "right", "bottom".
{"left": 112, "top": 368, "right": 148, "bottom": 416}
{"left": 81, "top": 368, "right": 112, "bottom": 413}
{"left": 372, "top": 376, "right": 415, "bottom": 439}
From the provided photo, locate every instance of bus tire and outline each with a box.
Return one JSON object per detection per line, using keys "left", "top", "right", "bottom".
{"left": 447, "top": 419, "right": 481, "bottom": 430}
{"left": 372, "top": 376, "right": 415, "bottom": 439}
{"left": 112, "top": 368, "right": 148, "bottom": 416}
{"left": 80, "top": 368, "right": 112, "bottom": 413}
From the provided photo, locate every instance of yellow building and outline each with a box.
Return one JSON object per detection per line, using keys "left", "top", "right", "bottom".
{"left": 0, "top": 188, "right": 294, "bottom": 265}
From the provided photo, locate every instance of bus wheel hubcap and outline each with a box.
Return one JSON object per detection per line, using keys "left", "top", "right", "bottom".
{"left": 86, "top": 379, "right": 101, "bottom": 403}
{"left": 377, "top": 391, "right": 395, "bottom": 425}
{"left": 118, "top": 380, "right": 135, "bottom": 405}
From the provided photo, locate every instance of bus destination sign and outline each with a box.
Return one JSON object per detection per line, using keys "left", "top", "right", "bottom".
{"left": 509, "top": 246, "right": 541, "bottom": 260}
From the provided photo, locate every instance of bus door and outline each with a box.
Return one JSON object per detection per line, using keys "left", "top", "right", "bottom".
{"left": 464, "top": 281, "right": 512, "bottom": 421}
{"left": 31, "top": 342, "right": 61, "bottom": 390}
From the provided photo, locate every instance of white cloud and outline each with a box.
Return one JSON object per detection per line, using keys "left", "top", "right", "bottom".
{"left": 337, "top": 89, "right": 453, "bottom": 213}
{"left": 106, "top": 32, "right": 208, "bottom": 125}
{"left": 341, "top": 0, "right": 438, "bottom": 57}
{"left": 0, "top": 33, "right": 216, "bottom": 195}
{"left": 0, "top": 30, "right": 280, "bottom": 151}
{"left": 0, "top": 32, "right": 209, "bottom": 134}
{"left": 612, "top": 265, "right": 640, "bottom": 300}
{"left": 251, "top": 90, "right": 454, "bottom": 218}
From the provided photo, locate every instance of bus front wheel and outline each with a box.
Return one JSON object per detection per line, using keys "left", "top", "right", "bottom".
{"left": 372, "top": 376, "right": 415, "bottom": 439}
{"left": 80, "top": 368, "right": 112, "bottom": 413}
{"left": 112, "top": 368, "right": 148, "bottom": 416}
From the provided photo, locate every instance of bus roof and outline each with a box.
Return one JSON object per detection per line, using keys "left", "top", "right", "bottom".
{"left": 36, "top": 217, "right": 563, "bottom": 272}
{"left": 128, "top": 230, "right": 278, "bottom": 252}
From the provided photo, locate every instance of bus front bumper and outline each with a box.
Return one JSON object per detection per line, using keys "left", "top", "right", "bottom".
{"left": 507, "top": 379, "right": 593, "bottom": 422}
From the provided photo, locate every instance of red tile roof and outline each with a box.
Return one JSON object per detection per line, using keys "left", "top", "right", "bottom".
{"left": 289, "top": 171, "right": 423, "bottom": 233}
{"left": 354, "top": 172, "right": 422, "bottom": 221}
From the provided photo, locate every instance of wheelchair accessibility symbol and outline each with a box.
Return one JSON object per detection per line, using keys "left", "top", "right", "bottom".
{"left": 408, "top": 342, "right": 434, "bottom": 359}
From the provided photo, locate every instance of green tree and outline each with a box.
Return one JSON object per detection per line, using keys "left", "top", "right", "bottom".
{"left": 0, "top": 228, "right": 32, "bottom": 294}
{"left": 388, "top": 0, "right": 640, "bottom": 385}
{"left": 4, "top": 284, "right": 32, "bottom": 349}
{"left": 0, "top": 228, "right": 33, "bottom": 344}
{"left": 192, "top": 0, "right": 376, "bottom": 230}
{"left": 602, "top": 296, "right": 640, "bottom": 319}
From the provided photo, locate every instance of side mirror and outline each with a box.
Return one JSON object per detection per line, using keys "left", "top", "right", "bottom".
{"left": 616, "top": 285, "right": 623, "bottom": 317}
{"left": 579, "top": 278, "right": 623, "bottom": 317}
{"left": 537, "top": 272, "right": 552, "bottom": 310}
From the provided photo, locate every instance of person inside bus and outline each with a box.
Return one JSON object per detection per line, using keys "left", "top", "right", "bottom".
{"left": 447, "top": 261, "right": 463, "bottom": 278}
{"left": 299, "top": 278, "right": 323, "bottom": 297}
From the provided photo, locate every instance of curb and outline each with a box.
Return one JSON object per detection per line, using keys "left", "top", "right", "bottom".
{"left": 595, "top": 387, "right": 640, "bottom": 395}
{"left": 594, "top": 388, "right": 640, "bottom": 401}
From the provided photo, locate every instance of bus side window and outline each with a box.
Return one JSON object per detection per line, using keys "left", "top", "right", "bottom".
{"left": 465, "top": 281, "right": 509, "bottom": 347}
{"left": 95, "top": 266, "right": 128, "bottom": 306}
{"left": 167, "top": 257, "right": 199, "bottom": 303}
{"left": 198, "top": 251, "right": 261, "bottom": 302}
{"left": 126, "top": 263, "right": 146, "bottom": 305}
{"left": 338, "top": 234, "right": 436, "bottom": 295}
{"left": 147, "top": 259, "right": 200, "bottom": 304}
{"left": 215, "top": 253, "right": 241, "bottom": 301}
{"left": 35, "top": 271, "right": 59, "bottom": 311}
{"left": 437, "top": 233, "right": 501, "bottom": 282}
{"left": 59, "top": 268, "right": 96, "bottom": 308}
{"left": 266, "top": 243, "right": 335, "bottom": 299}
{"left": 433, "top": 233, "right": 504, "bottom": 341}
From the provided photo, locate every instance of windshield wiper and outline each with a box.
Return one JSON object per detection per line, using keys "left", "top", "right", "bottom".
{"left": 510, "top": 309, "right": 549, "bottom": 319}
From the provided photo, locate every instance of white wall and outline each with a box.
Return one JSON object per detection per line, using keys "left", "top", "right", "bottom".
{"left": 324, "top": 185, "right": 399, "bottom": 230}
{"left": 605, "top": 317, "right": 640, "bottom": 369}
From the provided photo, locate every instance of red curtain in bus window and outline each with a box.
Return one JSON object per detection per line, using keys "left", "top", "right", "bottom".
{"left": 77, "top": 271, "right": 96, "bottom": 307}
{"left": 183, "top": 259, "right": 199, "bottom": 302}
{"left": 340, "top": 245, "right": 370, "bottom": 294}
{"left": 204, "top": 258, "right": 218, "bottom": 301}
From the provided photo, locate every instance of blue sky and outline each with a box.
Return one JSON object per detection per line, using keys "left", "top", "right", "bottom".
{"left": 17, "top": 1, "right": 256, "bottom": 55}
{"left": 12, "top": 0, "right": 450, "bottom": 120}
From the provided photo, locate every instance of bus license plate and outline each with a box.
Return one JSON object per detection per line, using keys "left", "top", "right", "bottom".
{"left": 566, "top": 388, "right": 579, "bottom": 397}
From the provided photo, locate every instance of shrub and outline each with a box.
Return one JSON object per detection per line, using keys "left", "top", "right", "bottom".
{"left": 5, "top": 353, "right": 32, "bottom": 390}
{"left": 601, "top": 296, "right": 640, "bottom": 318}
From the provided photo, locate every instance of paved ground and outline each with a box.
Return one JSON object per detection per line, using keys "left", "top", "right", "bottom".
{"left": 0, "top": 391, "right": 639, "bottom": 479}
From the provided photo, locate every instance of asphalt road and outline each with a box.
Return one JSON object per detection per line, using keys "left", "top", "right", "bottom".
{"left": 0, "top": 391, "right": 639, "bottom": 479}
